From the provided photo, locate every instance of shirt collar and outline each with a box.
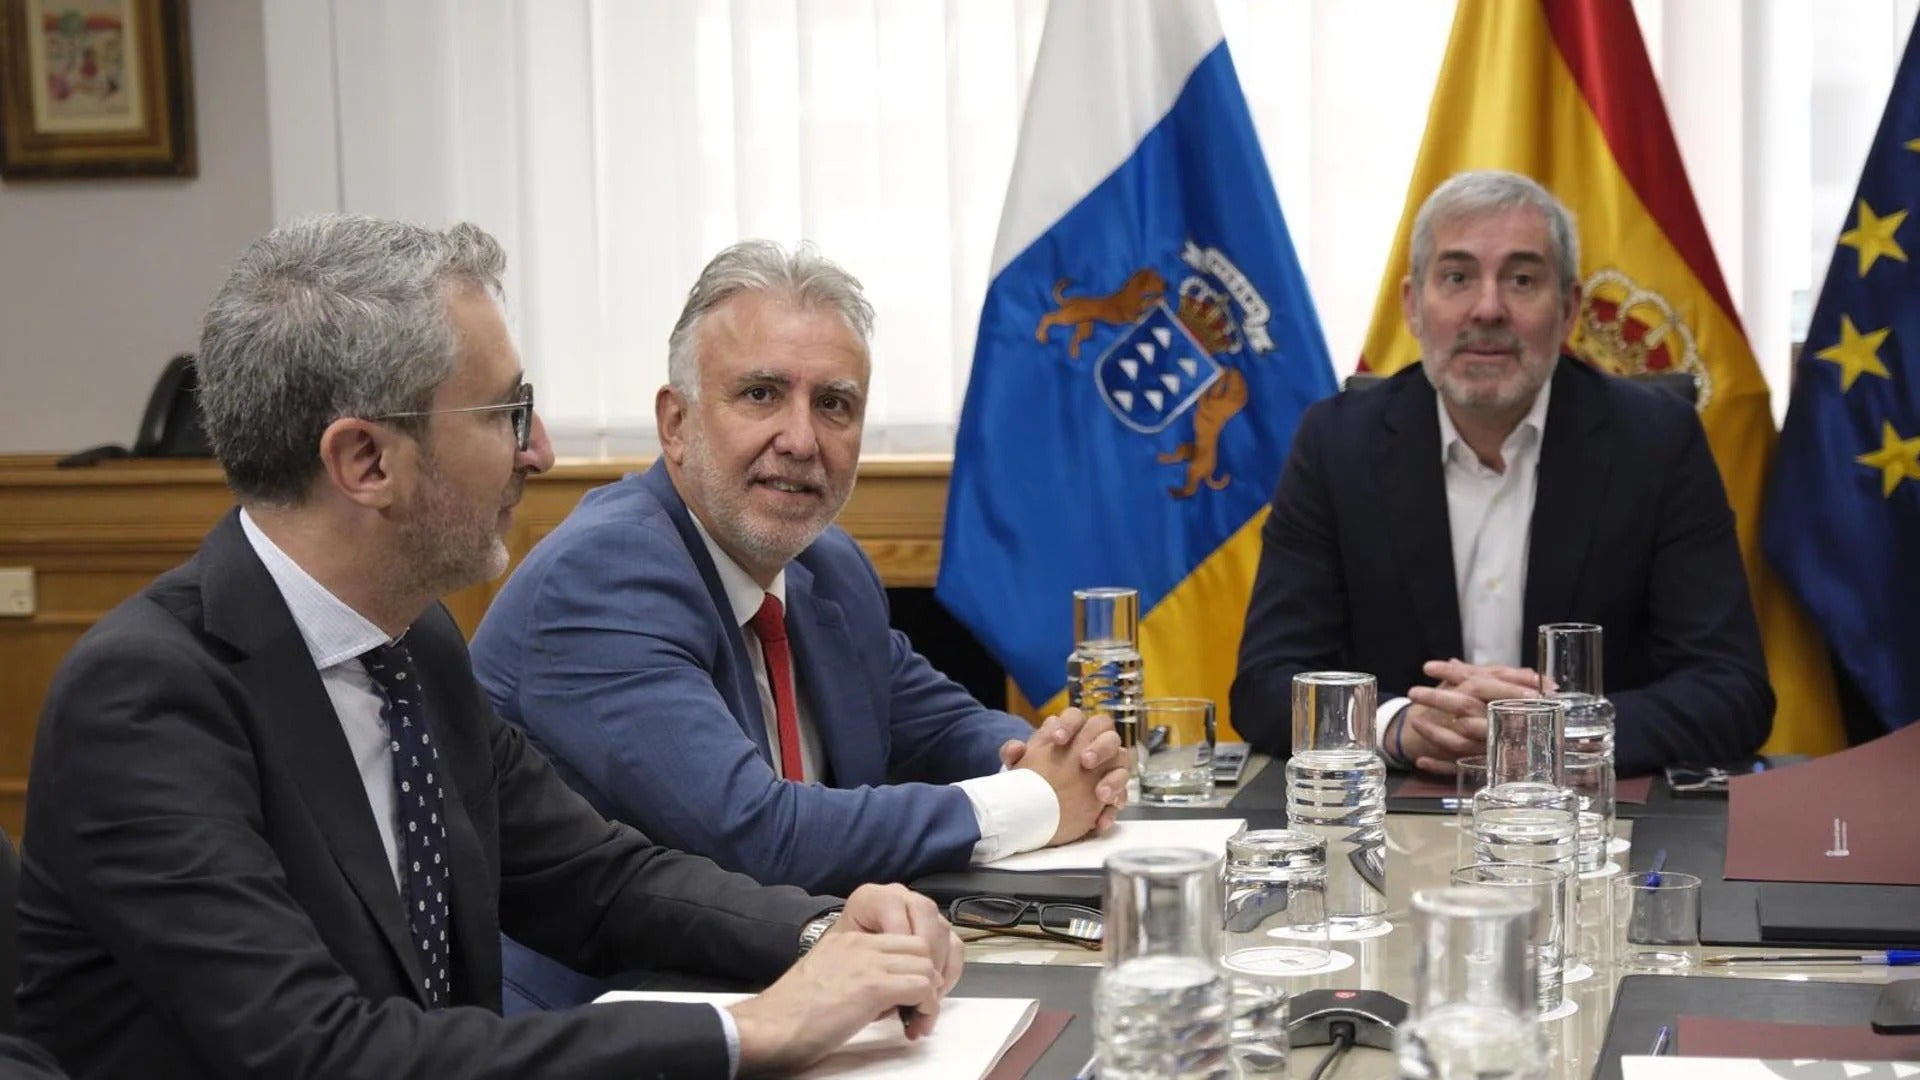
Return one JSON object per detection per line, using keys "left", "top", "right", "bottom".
{"left": 687, "top": 510, "right": 788, "bottom": 627}
{"left": 1437, "top": 374, "right": 1554, "bottom": 466}
{"left": 239, "top": 508, "right": 395, "bottom": 669}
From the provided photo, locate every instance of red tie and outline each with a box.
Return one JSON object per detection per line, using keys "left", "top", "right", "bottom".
{"left": 748, "top": 593, "right": 805, "bottom": 781}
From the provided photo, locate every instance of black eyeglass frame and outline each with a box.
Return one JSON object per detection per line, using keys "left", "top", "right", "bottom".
{"left": 373, "top": 383, "right": 535, "bottom": 452}
{"left": 946, "top": 894, "right": 1104, "bottom": 947}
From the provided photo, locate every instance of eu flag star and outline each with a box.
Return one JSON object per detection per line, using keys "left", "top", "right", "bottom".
{"left": 1814, "top": 315, "right": 1894, "bottom": 391}
{"left": 1838, "top": 199, "right": 1910, "bottom": 276}
{"left": 1856, "top": 420, "right": 1920, "bottom": 497}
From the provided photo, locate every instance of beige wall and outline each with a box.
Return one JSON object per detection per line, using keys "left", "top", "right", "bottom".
{"left": 0, "top": 0, "right": 271, "bottom": 454}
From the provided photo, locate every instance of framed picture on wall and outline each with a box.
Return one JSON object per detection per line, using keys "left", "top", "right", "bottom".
{"left": 0, "top": 0, "right": 194, "bottom": 178}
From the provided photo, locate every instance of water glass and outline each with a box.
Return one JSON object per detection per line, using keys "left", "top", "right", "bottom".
{"left": 1396, "top": 886, "right": 1548, "bottom": 1079}
{"left": 1613, "top": 870, "right": 1702, "bottom": 971}
{"left": 1068, "top": 587, "right": 1144, "bottom": 774}
{"left": 1484, "top": 699, "right": 1565, "bottom": 786}
{"left": 1103, "top": 847, "right": 1222, "bottom": 966}
{"left": 1539, "top": 623, "right": 1615, "bottom": 761}
{"left": 1454, "top": 755, "right": 1489, "bottom": 862}
{"left": 1222, "top": 830, "right": 1331, "bottom": 974}
{"left": 1074, "top": 586, "right": 1140, "bottom": 648}
{"left": 1537, "top": 623, "right": 1603, "bottom": 698}
{"left": 1096, "top": 848, "right": 1232, "bottom": 1079}
{"left": 1563, "top": 752, "right": 1615, "bottom": 874}
{"left": 1286, "top": 674, "right": 1386, "bottom": 934}
{"left": 1137, "top": 697, "right": 1216, "bottom": 805}
{"left": 1472, "top": 782, "right": 1580, "bottom": 969}
{"left": 1290, "top": 671, "right": 1377, "bottom": 753}
{"left": 1220, "top": 831, "right": 1327, "bottom": 1076}
{"left": 1450, "top": 863, "right": 1569, "bottom": 1015}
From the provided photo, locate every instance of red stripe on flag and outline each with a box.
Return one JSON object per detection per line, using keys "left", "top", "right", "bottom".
{"left": 1540, "top": 0, "right": 1744, "bottom": 332}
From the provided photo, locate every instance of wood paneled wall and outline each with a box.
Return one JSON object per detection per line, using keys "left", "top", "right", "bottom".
{"left": 0, "top": 455, "right": 953, "bottom": 838}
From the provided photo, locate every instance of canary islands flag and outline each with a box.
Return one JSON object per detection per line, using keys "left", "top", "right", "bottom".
{"left": 1764, "top": 16, "right": 1920, "bottom": 733}
{"left": 937, "top": 0, "right": 1335, "bottom": 734}
{"left": 1356, "top": 0, "right": 1844, "bottom": 755}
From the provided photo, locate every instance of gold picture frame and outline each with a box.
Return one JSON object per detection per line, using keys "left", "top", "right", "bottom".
{"left": 0, "top": 0, "right": 194, "bottom": 178}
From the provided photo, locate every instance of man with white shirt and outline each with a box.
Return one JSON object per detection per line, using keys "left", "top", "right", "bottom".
{"left": 1230, "top": 170, "right": 1772, "bottom": 777}
{"left": 470, "top": 240, "right": 1128, "bottom": 1012}
{"left": 20, "top": 216, "right": 964, "bottom": 1079}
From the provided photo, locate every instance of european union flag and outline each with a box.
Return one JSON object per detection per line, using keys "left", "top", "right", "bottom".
{"left": 936, "top": 0, "right": 1335, "bottom": 727}
{"left": 1764, "top": 18, "right": 1920, "bottom": 733}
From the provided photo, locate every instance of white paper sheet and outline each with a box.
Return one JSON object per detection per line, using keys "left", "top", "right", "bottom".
{"left": 1622, "top": 1056, "right": 1920, "bottom": 1078}
{"left": 594, "top": 992, "right": 1039, "bottom": 1079}
{"left": 982, "top": 817, "right": 1247, "bottom": 871}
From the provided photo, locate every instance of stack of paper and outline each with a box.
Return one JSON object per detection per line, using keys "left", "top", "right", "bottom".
{"left": 595, "top": 992, "right": 1039, "bottom": 1079}
{"left": 983, "top": 818, "right": 1247, "bottom": 872}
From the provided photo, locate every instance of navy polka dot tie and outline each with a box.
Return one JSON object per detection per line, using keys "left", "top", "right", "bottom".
{"left": 362, "top": 641, "right": 452, "bottom": 1009}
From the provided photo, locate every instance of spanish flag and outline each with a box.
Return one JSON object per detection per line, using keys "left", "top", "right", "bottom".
{"left": 1358, "top": 0, "right": 1844, "bottom": 755}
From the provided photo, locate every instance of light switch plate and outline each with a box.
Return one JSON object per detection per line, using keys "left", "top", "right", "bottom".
{"left": 0, "top": 567, "right": 36, "bottom": 617}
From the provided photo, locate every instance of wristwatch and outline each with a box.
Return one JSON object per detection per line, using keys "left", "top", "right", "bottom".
{"left": 796, "top": 910, "right": 843, "bottom": 957}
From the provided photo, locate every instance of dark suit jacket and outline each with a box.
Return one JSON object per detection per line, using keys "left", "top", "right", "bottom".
{"left": 19, "top": 512, "right": 836, "bottom": 1079}
{"left": 0, "top": 1036, "right": 63, "bottom": 1079}
{"left": 472, "top": 461, "right": 1031, "bottom": 896}
{"left": 1229, "top": 359, "right": 1774, "bottom": 775}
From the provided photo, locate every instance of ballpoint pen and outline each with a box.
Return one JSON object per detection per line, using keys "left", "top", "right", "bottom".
{"left": 1646, "top": 848, "right": 1668, "bottom": 887}
{"left": 1072, "top": 1051, "right": 1098, "bottom": 1079}
{"left": 1649, "top": 1025, "right": 1672, "bottom": 1056}
{"left": 1703, "top": 950, "right": 1920, "bottom": 967}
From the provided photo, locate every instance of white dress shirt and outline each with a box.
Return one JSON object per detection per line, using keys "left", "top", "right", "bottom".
{"left": 240, "top": 512, "right": 742, "bottom": 1071}
{"left": 688, "top": 516, "right": 1059, "bottom": 862}
{"left": 1377, "top": 382, "right": 1553, "bottom": 751}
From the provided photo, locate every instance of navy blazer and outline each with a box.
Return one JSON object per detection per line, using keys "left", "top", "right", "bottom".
{"left": 19, "top": 512, "right": 834, "bottom": 1079}
{"left": 1229, "top": 359, "right": 1774, "bottom": 775}
{"left": 473, "top": 461, "right": 1032, "bottom": 894}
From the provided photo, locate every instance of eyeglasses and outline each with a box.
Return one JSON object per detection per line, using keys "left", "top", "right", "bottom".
{"left": 947, "top": 895, "right": 1103, "bottom": 950}
{"left": 373, "top": 383, "right": 536, "bottom": 452}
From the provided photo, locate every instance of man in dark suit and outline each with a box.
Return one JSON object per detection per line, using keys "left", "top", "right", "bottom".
{"left": 471, "top": 241, "right": 1128, "bottom": 1010}
{"left": 1230, "top": 170, "right": 1773, "bottom": 777}
{"left": 19, "top": 216, "right": 965, "bottom": 1079}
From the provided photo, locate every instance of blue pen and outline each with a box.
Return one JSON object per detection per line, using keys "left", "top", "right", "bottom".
{"left": 1646, "top": 848, "right": 1668, "bottom": 887}
{"left": 1704, "top": 950, "right": 1920, "bottom": 967}
{"left": 1649, "top": 1025, "right": 1672, "bottom": 1055}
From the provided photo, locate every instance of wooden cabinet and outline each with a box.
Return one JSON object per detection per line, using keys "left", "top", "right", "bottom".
{"left": 0, "top": 454, "right": 953, "bottom": 837}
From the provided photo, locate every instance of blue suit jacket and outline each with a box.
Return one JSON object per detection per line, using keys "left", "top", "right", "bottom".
{"left": 473, "top": 462, "right": 1033, "bottom": 892}
{"left": 1229, "top": 359, "right": 1774, "bottom": 776}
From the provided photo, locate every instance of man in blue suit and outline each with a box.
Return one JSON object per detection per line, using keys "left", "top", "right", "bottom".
{"left": 472, "top": 240, "right": 1129, "bottom": 1011}
{"left": 1230, "top": 171, "right": 1773, "bottom": 777}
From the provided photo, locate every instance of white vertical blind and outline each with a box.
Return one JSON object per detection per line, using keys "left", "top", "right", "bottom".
{"left": 260, "top": 0, "right": 1918, "bottom": 453}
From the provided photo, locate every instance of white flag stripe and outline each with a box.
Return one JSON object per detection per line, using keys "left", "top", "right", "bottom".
{"left": 988, "top": 0, "right": 1224, "bottom": 275}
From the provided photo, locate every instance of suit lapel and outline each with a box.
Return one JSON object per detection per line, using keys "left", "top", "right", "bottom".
{"left": 200, "top": 513, "right": 429, "bottom": 1005}
{"left": 642, "top": 463, "right": 777, "bottom": 762}
{"left": 1373, "top": 374, "right": 1464, "bottom": 661}
{"left": 1522, "top": 360, "right": 1610, "bottom": 666}
{"left": 783, "top": 563, "right": 878, "bottom": 789}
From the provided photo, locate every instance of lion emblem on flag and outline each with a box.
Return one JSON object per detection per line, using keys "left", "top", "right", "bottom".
{"left": 1033, "top": 241, "right": 1279, "bottom": 499}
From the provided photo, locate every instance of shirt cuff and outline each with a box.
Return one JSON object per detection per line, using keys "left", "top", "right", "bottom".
{"left": 956, "top": 768, "right": 1060, "bottom": 863}
{"left": 1376, "top": 697, "right": 1412, "bottom": 767}
{"left": 715, "top": 1003, "right": 740, "bottom": 1079}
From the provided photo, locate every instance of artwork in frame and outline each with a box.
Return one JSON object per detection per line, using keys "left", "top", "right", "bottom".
{"left": 0, "top": 0, "right": 194, "bottom": 178}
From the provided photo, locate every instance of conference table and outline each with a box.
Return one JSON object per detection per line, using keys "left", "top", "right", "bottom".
{"left": 958, "top": 757, "right": 1901, "bottom": 1079}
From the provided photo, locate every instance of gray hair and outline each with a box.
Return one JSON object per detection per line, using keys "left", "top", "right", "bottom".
{"left": 197, "top": 215, "right": 507, "bottom": 504}
{"left": 1409, "top": 170, "right": 1581, "bottom": 297}
{"left": 666, "top": 240, "right": 875, "bottom": 400}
